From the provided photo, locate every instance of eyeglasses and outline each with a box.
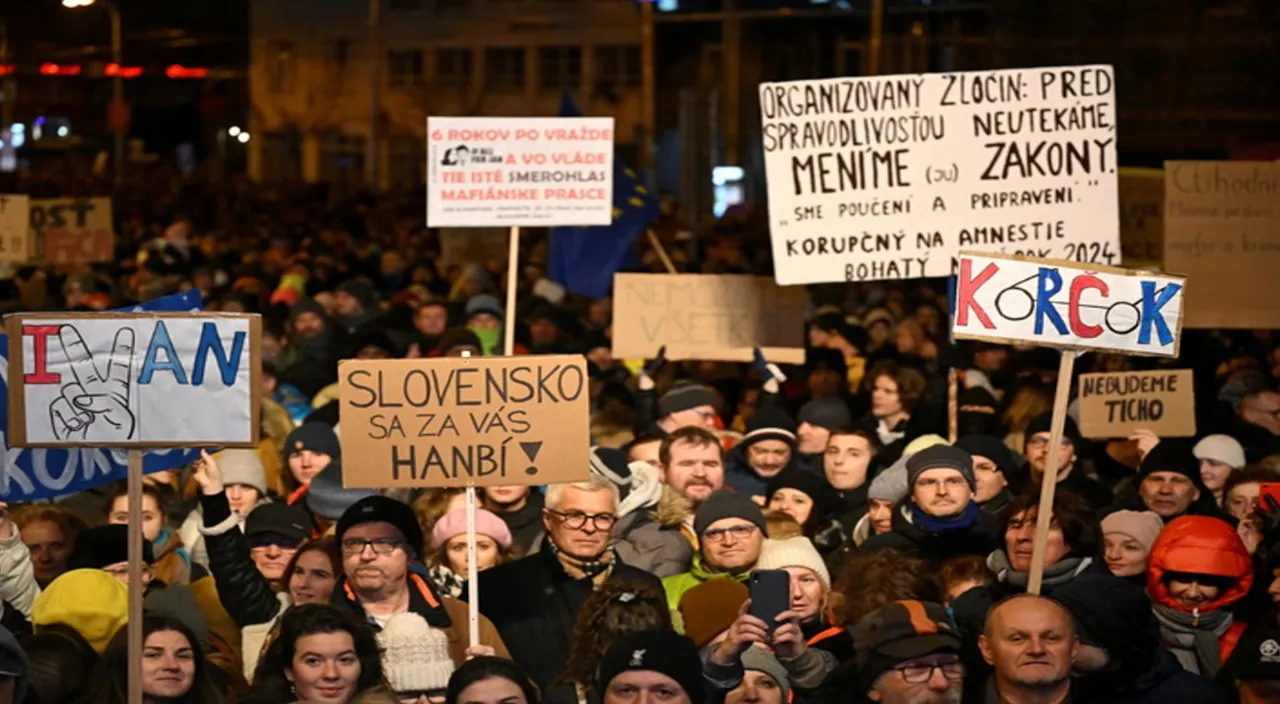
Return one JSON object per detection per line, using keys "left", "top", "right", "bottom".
{"left": 894, "top": 661, "right": 963, "bottom": 684}
{"left": 547, "top": 509, "right": 617, "bottom": 531}
{"left": 340, "top": 538, "right": 404, "bottom": 556}
{"left": 702, "top": 524, "right": 757, "bottom": 542}
{"left": 1026, "top": 436, "right": 1069, "bottom": 448}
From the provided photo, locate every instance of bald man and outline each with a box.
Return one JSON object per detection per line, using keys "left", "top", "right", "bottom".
{"left": 978, "top": 594, "right": 1077, "bottom": 704}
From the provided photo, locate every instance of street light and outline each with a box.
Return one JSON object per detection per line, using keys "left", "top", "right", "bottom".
{"left": 63, "top": 0, "right": 123, "bottom": 184}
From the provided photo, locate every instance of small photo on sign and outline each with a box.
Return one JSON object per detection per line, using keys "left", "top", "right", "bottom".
{"left": 1076, "top": 369, "right": 1195, "bottom": 439}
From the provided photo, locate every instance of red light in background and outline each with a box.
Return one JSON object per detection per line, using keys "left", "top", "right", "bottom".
{"left": 0, "top": 65, "right": 14, "bottom": 76}
{"left": 39, "top": 63, "right": 82, "bottom": 76}
{"left": 105, "top": 63, "right": 144, "bottom": 78}
{"left": 165, "top": 64, "right": 209, "bottom": 79}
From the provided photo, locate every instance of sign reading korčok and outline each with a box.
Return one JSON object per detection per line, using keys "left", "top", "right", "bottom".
{"left": 759, "top": 65, "right": 1120, "bottom": 285}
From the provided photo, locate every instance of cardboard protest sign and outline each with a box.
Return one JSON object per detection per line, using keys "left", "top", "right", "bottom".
{"left": 758, "top": 65, "right": 1120, "bottom": 285}
{"left": 1163, "top": 161, "right": 1280, "bottom": 329}
{"left": 6, "top": 312, "right": 261, "bottom": 447}
{"left": 427, "top": 117, "right": 615, "bottom": 228}
{"left": 0, "top": 292, "right": 206, "bottom": 500}
{"left": 1077, "top": 369, "right": 1195, "bottom": 438}
{"left": 0, "top": 195, "right": 31, "bottom": 263}
{"left": 29, "top": 197, "right": 114, "bottom": 265}
{"left": 339, "top": 355, "right": 590, "bottom": 488}
{"left": 951, "top": 251, "right": 1185, "bottom": 357}
{"left": 612, "top": 274, "right": 807, "bottom": 364}
{"left": 1118, "top": 168, "right": 1164, "bottom": 265}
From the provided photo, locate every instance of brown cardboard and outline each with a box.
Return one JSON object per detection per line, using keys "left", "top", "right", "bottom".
{"left": 29, "top": 197, "right": 115, "bottom": 265}
{"left": 0, "top": 195, "right": 31, "bottom": 263}
{"left": 1164, "top": 161, "right": 1280, "bottom": 328}
{"left": 1076, "top": 369, "right": 1195, "bottom": 439}
{"left": 611, "top": 274, "right": 807, "bottom": 364}
{"left": 339, "top": 355, "right": 591, "bottom": 489}
{"left": 1118, "top": 168, "right": 1164, "bottom": 266}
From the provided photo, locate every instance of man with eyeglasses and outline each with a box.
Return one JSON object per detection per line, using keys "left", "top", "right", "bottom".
{"left": 330, "top": 495, "right": 509, "bottom": 668}
{"left": 475, "top": 475, "right": 662, "bottom": 704}
{"left": 662, "top": 492, "right": 767, "bottom": 631}
{"left": 861, "top": 444, "right": 997, "bottom": 566}
{"left": 1022, "top": 412, "right": 1112, "bottom": 511}
{"left": 853, "top": 600, "right": 964, "bottom": 704}
{"left": 978, "top": 595, "right": 1077, "bottom": 704}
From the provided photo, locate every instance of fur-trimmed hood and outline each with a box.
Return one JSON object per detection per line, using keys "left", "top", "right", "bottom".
{"left": 652, "top": 485, "right": 694, "bottom": 528}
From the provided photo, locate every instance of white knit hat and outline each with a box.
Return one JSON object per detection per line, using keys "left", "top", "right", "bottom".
{"left": 214, "top": 449, "right": 268, "bottom": 494}
{"left": 755, "top": 537, "right": 831, "bottom": 589}
{"left": 377, "top": 612, "right": 455, "bottom": 694}
{"left": 1193, "top": 434, "right": 1246, "bottom": 470}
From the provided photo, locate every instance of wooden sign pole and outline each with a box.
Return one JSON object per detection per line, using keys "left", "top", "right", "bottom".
{"left": 947, "top": 368, "right": 959, "bottom": 443}
{"left": 1026, "top": 350, "right": 1079, "bottom": 595}
{"left": 646, "top": 230, "right": 677, "bottom": 275}
{"left": 458, "top": 349, "right": 481, "bottom": 649}
{"left": 127, "top": 449, "right": 144, "bottom": 704}
{"left": 504, "top": 226, "right": 519, "bottom": 359}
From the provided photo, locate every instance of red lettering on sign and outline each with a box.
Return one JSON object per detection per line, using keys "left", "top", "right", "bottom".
{"left": 23, "top": 325, "right": 61, "bottom": 384}
{"left": 1068, "top": 273, "right": 1108, "bottom": 338}
{"left": 956, "top": 259, "right": 998, "bottom": 329}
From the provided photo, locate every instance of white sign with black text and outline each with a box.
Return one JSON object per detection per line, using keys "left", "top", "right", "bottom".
{"left": 759, "top": 65, "right": 1120, "bottom": 285}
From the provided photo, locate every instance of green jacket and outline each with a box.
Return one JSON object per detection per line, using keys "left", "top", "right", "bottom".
{"left": 662, "top": 555, "right": 751, "bottom": 633}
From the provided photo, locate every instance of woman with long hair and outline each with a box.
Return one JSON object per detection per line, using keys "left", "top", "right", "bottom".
{"left": 85, "top": 614, "right": 225, "bottom": 704}
{"left": 241, "top": 536, "right": 344, "bottom": 680}
{"left": 861, "top": 361, "right": 927, "bottom": 448}
{"left": 446, "top": 657, "right": 541, "bottom": 704}
{"left": 241, "top": 603, "right": 393, "bottom": 704}
{"left": 426, "top": 508, "right": 519, "bottom": 598}
{"left": 558, "top": 580, "right": 671, "bottom": 704}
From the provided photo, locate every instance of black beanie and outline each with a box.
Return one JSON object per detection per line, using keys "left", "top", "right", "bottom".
{"left": 906, "top": 444, "right": 977, "bottom": 491}
{"left": 596, "top": 630, "right": 705, "bottom": 704}
{"left": 694, "top": 491, "right": 767, "bottom": 536}
{"left": 69, "top": 525, "right": 154, "bottom": 570}
{"left": 741, "top": 405, "right": 798, "bottom": 449}
{"left": 765, "top": 468, "right": 842, "bottom": 521}
{"left": 283, "top": 422, "right": 342, "bottom": 462}
{"left": 1026, "top": 411, "right": 1082, "bottom": 448}
{"left": 658, "top": 383, "right": 718, "bottom": 418}
{"left": 954, "top": 434, "right": 1017, "bottom": 476}
{"left": 797, "top": 397, "right": 853, "bottom": 431}
{"left": 1139, "top": 440, "right": 1203, "bottom": 487}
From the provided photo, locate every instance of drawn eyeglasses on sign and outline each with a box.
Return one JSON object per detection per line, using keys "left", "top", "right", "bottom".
{"left": 991, "top": 273, "right": 1176, "bottom": 338}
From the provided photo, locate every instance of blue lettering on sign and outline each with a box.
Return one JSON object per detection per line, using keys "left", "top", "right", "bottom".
{"left": 139, "top": 320, "right": 188, "bottom": 385}
{"left": 1034, "top": 268, "right": 1068, "bottom": 335}
{"left": 193, "top": 322, "right": 246, "bottom": 386}
{"left": 1138, "top": 281, "right": 1182, "bottom": 347}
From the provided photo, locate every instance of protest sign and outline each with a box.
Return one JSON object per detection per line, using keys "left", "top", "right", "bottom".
{"left": 0, "top": 292, "right": 206, "bottom": 500}
{"left": 758, "top": 65, "right": 1120, "bottom": 285}
{"left": 1118, "top": 167, "right": 1164, "bottom": 265}
{"left": 29, "top": 197, "right": 115, "bottom": 265}
{"left": 427, "top": 117, "right": 615, "bottom": 228}
{"left": 1164, "top": 161, "right": 1280, "bottom": 329}
{"left": 0, "top": 195, "right": 31, "bottom": 263}
{"left": 339, "top": 355, "right": 590, "bottom": 489}
{"left": 1076, "top": 369, "right": 1195, "bottom": 438}
{"left": 951, "top": 251, "right": 1185, "bottom": 357}
{"left": 6, "top": 312, "right": 261, "bottom": 447}
{"left": 612, "top": 274, "right": 807, "bottom": 364}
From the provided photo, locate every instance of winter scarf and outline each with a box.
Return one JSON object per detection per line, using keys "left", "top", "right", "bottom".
{"left": 428, "top": 563, "right": 465, "bottom": 599}
{"left": 987, "top": 550, "right": 1093, "bottom": 589}
{"left": 908, "top": 501, "right": 982, "bottom": 534}
{"left": 549, "top": 541, "right": 616, "bottom": 587}
{"left": 1152, "top": 603, "right": 1233, "bottom": 678}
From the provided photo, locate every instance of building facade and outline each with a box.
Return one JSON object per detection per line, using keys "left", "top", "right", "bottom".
{"left": 248, "top": 0, "right": 645, "bottom": 188}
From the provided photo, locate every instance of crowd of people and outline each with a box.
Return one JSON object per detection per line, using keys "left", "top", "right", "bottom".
{"left": 1, "top": 168, "right": 1280, "bottom": 704}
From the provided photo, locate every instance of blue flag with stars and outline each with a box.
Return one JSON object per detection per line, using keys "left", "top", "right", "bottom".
{"left": 547, "top": 93, "right": 660, "bottom": 299}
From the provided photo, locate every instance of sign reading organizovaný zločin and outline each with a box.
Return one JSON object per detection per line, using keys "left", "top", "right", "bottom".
{"left": 6, "top": 312, "right": 261, "bottom": 447}
{"left": 427, "top": 117, "right": 615, "bottom": 228}
{"left": 338, "top": 355, "right": 590, "bottom": 489}
{"left": 758, "top": 65, "right": 1119, "bottom": 285}
{"left": 950, "top": 252, "right": 1185, "bottom": 357}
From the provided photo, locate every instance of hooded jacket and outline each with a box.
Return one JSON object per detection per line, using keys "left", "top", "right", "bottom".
{"left": 613, "top": 485, "right": 695, "bottom": 578}
{"left": 1146, "top": 515, "right": 1253, "bottom": 666}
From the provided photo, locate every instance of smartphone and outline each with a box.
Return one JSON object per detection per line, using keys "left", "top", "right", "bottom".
{"left": 1259, "top": 483, "right": 1280, "bottom": 510}
{"left": 748, "top": 569, "right": 791, "bottom": 633}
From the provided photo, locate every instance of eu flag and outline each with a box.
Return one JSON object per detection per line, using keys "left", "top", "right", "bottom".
{"left": 547, "top": 93, "right": 660, "bottom": 299}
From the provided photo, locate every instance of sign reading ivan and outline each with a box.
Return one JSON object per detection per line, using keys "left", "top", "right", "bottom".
{"left": 339, "top": 355, "right": 590, "bottom": 489}
{"left": 6, "top": 313, "right": 261, "bottom": 447}
{"left": 951, "top": 252, "right": 1185, "bottom": 357}
{"left": 759, "top": 65, "right": 1119, "bottom": 285}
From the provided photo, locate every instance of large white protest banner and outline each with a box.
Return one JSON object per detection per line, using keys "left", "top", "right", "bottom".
{"left": 427, "top": 117, "right": 615, "bottom": 228}
{"left": 6, "top": 313, "right": 261, "bottom": 446}
{"left": 950, "top": 251, "right": 1185, "bottom": 357}
{"left": 29, "top": 197, "right": 115, "bottom": 265}
{"left": 759, "top": 65, "right": 1120, "bottom": 285}
{"left": 0, "top": 195, "right": 30, "bottom": 263}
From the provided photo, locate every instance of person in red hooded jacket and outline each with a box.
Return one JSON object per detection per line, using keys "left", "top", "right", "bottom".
{"left": 1146, "top": 514, "right": 1254, "bottom": 679}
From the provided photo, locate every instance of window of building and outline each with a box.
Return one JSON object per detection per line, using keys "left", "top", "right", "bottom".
{"left": 321, "top": 132, "right": 366, "bottom": 188}
{"left": 594, "top": 45, "right": 640, "bottom": 87}
{"left": 389, "top": 136, "right": 425, "bottom": 188}
{"left": 485, "top": 48, "right": 526, "bottom": 90}
{"left": 261, "top": 130, "right": 302, "bottom": 183}
{"left": 434, "top": 48, "right": 472, "bottom": 87}
{"left": 388, "top": 49, "right": 425, "bottom": 87}
{"left": 266, "top": 40, "right": 297, "bottom": 94}
{"left": 538, "top": 47, "right": 582, "bottom": 90}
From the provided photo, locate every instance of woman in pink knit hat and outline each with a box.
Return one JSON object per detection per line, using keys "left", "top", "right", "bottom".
{"left": 427, "top": 508, "right": 519, "bottom": 598}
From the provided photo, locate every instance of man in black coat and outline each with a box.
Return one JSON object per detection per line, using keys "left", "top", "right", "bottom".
{"left": 473, "top": 476, "right": 662, "bottom": 704}
{"left": 861, "top": 444, "right": 998, "bottom": 566}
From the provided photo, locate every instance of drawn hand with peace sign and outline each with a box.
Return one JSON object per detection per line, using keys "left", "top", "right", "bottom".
{"left": 49, "top": 324, "right": 137, "bottom": 443}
